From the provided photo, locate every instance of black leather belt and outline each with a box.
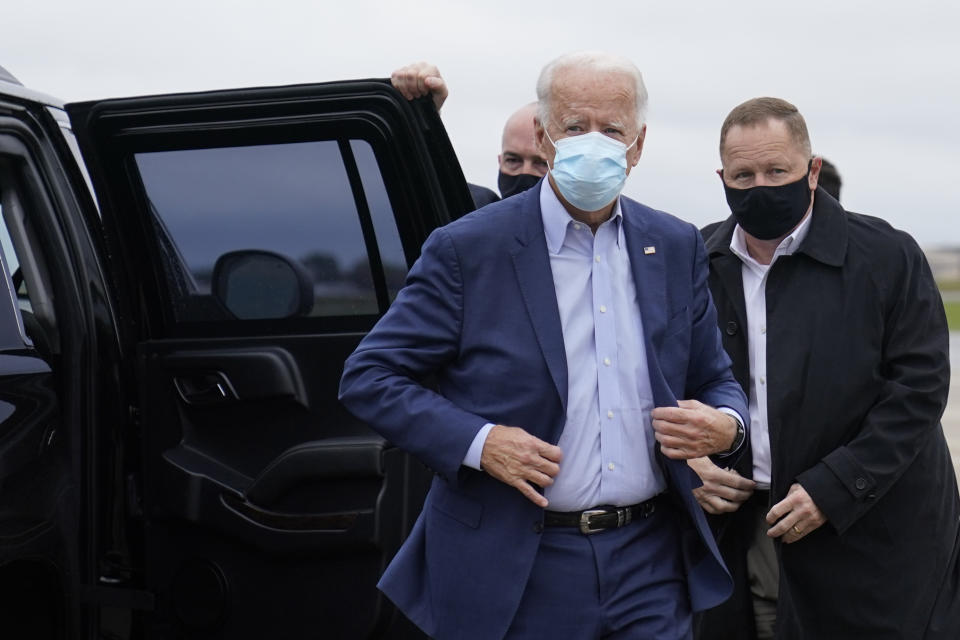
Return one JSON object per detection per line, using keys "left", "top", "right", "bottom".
{"left": 544, "top": 495, "right": 664, "bottom": 535}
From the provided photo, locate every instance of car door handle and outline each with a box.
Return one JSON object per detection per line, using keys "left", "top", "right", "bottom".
{"left": 221, "top": 493, "right": 368, "bottom": 532}
{"left": 173, "top": 372, "right": 237, "bottom": 406}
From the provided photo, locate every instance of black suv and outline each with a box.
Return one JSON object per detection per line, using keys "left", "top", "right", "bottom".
{"left": 0, "top": 65, "right": 474, "bottom": 638}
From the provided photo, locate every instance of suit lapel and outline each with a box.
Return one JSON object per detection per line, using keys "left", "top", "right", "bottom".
{"left": 621, "top": 204, "right": 672, "bottom": 406}
{"left": 509, "top": 189, "right": 568, "bottom": 413}
{"left": 622, "top": 202, "right": 707, "bottom": 488}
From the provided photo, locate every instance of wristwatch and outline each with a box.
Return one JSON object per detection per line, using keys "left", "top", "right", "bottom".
{"left": 721, "top": 420, "right": 746, "bottom": 455}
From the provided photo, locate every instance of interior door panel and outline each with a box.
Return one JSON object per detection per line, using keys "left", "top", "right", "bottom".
{"left": 137, "top": 335, "right": 428, "bottom": 636}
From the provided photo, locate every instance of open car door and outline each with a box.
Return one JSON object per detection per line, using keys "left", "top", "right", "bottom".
{"left": 67, "top": 80, "right": 474, "bottom": 638}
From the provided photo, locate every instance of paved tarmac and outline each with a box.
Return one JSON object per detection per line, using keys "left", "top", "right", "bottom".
{"left": 946, "top": 332, "right": 960, "bottom": 477}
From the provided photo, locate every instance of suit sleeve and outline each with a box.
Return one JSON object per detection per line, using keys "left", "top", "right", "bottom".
{"left": 684, "top": 225, "right": 750, "bottom": 462}
{"left": 338, "top": 227, "right": 488, "bottom": 483}
{"left": 796, "top": 237, "right": 950, "bottom": 534}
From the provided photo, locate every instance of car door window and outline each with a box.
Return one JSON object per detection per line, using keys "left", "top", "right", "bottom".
{"left": 0, "top": 159, "right": 59, "bottom": 355}
{"left": 134, "top": 137, "right": 407, "bottom": 324}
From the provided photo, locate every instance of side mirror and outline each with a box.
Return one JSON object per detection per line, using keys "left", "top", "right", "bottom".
{"left": 211, "top": 250, "right": 314, "bottom": 320}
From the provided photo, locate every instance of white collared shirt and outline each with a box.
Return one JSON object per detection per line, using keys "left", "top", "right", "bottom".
{"left": 728, "top": 210, "right": 813, "bottom": 487}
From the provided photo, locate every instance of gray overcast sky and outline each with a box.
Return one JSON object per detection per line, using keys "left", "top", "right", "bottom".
{"left": 4, "top": 0, "right": 958, "bottom": 247}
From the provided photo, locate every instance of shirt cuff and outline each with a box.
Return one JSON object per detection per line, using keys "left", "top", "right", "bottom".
{"left": 463, "top": 422, "right": 496, "bottom": 470}
{"left": 716, "top": 407, "right": 746, "bottom": 455}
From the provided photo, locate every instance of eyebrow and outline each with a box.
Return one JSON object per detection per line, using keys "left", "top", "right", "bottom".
{"left": 558, "top": 115, "right": 584, "bottom": 128}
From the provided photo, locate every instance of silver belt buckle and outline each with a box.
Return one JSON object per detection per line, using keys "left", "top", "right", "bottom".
{"left": 578, "top": 509, "right": 607, "bottom": 535}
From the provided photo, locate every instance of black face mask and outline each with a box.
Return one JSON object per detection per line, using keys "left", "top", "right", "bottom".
{"left": 498, "top": 172, "right": 541, "bottom": 199}
{"left": 723, "top": 170, "right": 812, "bottom": 240}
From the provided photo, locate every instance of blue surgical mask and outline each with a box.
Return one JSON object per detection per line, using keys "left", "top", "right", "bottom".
{"left": 545, "top": 129, "right": 636, "bottom": 211}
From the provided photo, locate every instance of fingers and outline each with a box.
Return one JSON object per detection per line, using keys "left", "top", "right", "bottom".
{"left": 390, "top": 62, "right": 447, "bottom": 110}
{"left": 538, "top": 441, "right": 564, "bottom": 464}
{"left": 710, "top": 480, "right": 755, "bottom": 503}
{"left": 654, "top": 429, "right": 711, "bottom": 459}
{"left": 766, "top": 483, "right": 827, "bottom": 543}
{"left": 480, "top": 425, "right": 562, "bottom": 507}
{"left": 688, "top": 457, "right": 754, "bottom": 513}
{"left": 516, "top": 481, "right": 549, "bottom": 509}
{"left": 650, "top": 405, "right": 690, "bottom": 424}
{"left": 693, "top": 487, "right": 743, "bottom": 514}
{"left": 653, "top": 402, "right": 737, "bottom": 458}
{"left": 654, "top": 424, "right": 700, "bottom": 459}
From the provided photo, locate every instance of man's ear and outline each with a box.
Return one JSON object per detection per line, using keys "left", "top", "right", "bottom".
{"left": 808, "top": 156, "right": 822, "bottom": 191}
{"left": 630, "top": 124, "right": 647, "bottom": 167}
{"left": 534, "top": 118, "right": 552, "bottom": 164}
{"left": 716, "top": 168, "right": 725, "bottom": 180}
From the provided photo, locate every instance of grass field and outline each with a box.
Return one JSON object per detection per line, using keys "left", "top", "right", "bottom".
{"left": 946, "top": 300, "right": 960, "bottom": 332}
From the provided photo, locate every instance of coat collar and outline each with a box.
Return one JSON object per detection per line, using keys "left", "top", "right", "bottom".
{"left": 704, "top": 187, "right": 847, "bottom": 268}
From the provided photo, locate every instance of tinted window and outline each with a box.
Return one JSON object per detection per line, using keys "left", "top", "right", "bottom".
{"left": 350, "top": 140, "right": 407, "bottom": 301}
{"left": 135, "top": 138, "right": 406, "bottom": 322}
{"left": 0, "top": 159, "right": 59, "bottom": 354}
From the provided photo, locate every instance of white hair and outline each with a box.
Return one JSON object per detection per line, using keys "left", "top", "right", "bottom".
{"left": 536, "top": 51, "right": 648, "bottom": 130}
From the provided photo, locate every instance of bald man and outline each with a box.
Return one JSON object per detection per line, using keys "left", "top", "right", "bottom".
{"left": 392, "top": 62, "right": 547, "bottom": 204}
{"left": 496, "top": 102, "right": 548, "bottom": 198}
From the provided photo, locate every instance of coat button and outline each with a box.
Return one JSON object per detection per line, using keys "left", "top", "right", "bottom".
{"left": 725, "top": 321, "right": 738, "bottom": 336}
{"left": 533, "top": 522, "right": 544, "bottom": 534}
{"left": 855, "top": 477, "right": 867, "bottom": 490}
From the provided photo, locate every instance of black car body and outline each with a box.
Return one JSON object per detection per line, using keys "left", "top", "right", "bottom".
{"left": 0, "top": 67, "right": 474, "bottom": 638}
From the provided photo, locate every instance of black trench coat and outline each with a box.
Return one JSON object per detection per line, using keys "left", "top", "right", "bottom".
{"left": 697, "top": 190, "right": 960, "bottom": 639}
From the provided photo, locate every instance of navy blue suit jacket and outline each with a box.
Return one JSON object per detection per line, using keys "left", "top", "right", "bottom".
{"left": 339, "top": 183, "right": 748, "bottom": 640}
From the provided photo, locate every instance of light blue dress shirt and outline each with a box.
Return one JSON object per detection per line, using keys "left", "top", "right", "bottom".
{"left": 463, "top": 180, "right": 741, "bottom": 511}
{"left": 466, "top": 180, "right": 663, "bottom": 511}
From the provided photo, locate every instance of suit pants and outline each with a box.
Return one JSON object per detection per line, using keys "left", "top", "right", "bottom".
{"left": 505, "top": 498, "right": 691, "bottom": 639}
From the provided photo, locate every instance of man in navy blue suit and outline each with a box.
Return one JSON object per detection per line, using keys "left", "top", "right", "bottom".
{"left": 340, "top": 51, "right": 749, "bottom": 640}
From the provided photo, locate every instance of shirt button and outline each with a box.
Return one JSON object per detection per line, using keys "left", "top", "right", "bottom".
{"left": 595, "top": 256, "right": 601, "bottom": 263}
{"left": 607, "top": 410, "right": 614, "bottom": 419}
{"left": 855, "top": 477, "right": 867, "bottom": 490}
{"left": 603, "top": 357, "right": 611, "bottom": 366}
{"left": 760, "top": 376, "right": 766, "bottom": 385}
{"left": 761, "top": 326, "right": 767, "bottom": 334}
{"left": 599, "top": 305, "right": 607, "bottom": 313}
{"left": 608, "top": 462, "right": 616, "bottom": 471}
{"left": 533, "top": 521, "right": 544, "bottom": 533}
{"left": 573, "top": 223, "right": 582, "bottom": 230}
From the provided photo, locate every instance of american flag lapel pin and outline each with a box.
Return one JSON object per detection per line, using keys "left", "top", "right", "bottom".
{"left": 644, "top": 246, "right": 656, "bottom": 255}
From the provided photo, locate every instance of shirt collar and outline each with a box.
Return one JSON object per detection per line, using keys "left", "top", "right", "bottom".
{"left": 539, "top": 177, "right": 623, "bottom": 255}
{"left": 729, "top": 203, "right": 814, "bottom": 267}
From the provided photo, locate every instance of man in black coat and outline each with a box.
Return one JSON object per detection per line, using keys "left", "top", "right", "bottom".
{"left": 692, "top": 96, "right": 960, "bottom": 639}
